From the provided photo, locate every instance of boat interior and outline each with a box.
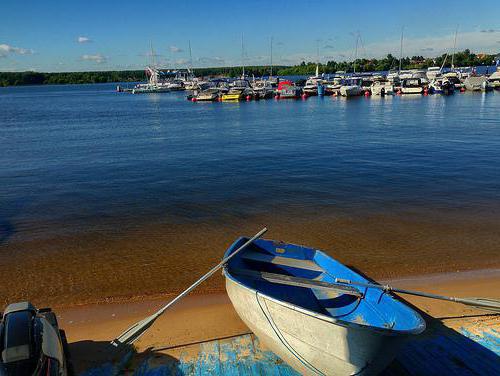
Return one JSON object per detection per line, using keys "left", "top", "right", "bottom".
{"left": 225, "top": 238, "right": 425, "bottom": 333}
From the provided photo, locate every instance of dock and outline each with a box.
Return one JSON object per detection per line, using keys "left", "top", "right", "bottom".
{"left": 80, "top": 315, "right": 499, "bottom": 375}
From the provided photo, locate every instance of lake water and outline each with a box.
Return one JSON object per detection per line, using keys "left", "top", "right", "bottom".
{"left": 1, "top": 83, "right": 500, "bottom": 305}
{"left": 2, "top": 84, "right": 500, "bottom": 239}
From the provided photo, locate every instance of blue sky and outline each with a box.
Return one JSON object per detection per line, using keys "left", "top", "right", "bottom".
{"left": 1, "top": 0, "right": 499, "bottom": 72}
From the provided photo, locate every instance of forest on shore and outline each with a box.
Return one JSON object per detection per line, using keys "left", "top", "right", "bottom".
{"left": 0, "top": 49, "right": 497, "bottom": 87}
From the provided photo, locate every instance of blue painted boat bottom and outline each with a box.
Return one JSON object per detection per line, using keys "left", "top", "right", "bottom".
{"left": 81, "top": 316, "right": 499, "bottom": 375}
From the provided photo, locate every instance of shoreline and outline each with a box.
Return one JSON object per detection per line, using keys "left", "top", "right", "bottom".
{"left": 3, "top": 207, "right": 500, "bottom": 308}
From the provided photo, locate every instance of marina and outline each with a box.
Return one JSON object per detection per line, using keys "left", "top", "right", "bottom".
{"left": 117, "top": 61, "right": 500, "bottom": 100}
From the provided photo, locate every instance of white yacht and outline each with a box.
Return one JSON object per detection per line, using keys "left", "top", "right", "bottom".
{"left": 252, "top": 79, "right": 275, "bottom": 99}
{"left": 488, "top": 66, "right": 500, "bottom": 90}
{"left": 303, "top": 65, "right": 325, "bottom": 96}
{"left": 339, "top": 78, "right": 364, "bottom": 97}
{"left": 371, "top": 77, "right": 394, "bottom": 96}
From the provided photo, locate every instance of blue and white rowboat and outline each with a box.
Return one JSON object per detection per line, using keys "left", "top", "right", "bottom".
{"left": 223, "top": 238, "right": 426, "bottom": 375}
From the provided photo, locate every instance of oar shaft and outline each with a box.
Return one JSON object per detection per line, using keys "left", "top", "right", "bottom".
{"left": 112, "top": 227, "right": 267, "bottom": 347}
{"left": 156, "top": 227, "right": 268, "bottom": 317}
{"left": 334, "top": 278, "right": 499, "bottom": 311}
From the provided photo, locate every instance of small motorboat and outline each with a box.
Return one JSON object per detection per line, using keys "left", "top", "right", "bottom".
{"left": 464, "top": 76, "right": 492, "bottom": 92}
{"left": 488, "top": 66, "right": 500, "bottom": 90}
{"left": 195, "top": 88, "right": 220, "bottom": 102}
{"left": 370, "top": 77, "right": 394, "bottom": 96}
{"left": 276, "top": 80, "right": 301, "bottom": 99}
{"left": 429, "top": 77, "right": 454, "bottom": 95}
{"left": 223, "top": 238, "right": 426, "bottom": 376}
{"left": 252, "top": 79, "right": 275, "bottom": 99}
{"left": 400, "top": 78, "right": 424, "bottom": 94}
{"left": 339, "top": 78, "right": 364, "bottom": 97}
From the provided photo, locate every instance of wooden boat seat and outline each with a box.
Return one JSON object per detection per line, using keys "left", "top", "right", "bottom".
{"left": 242, "top": 251, "right": 324, "bottom": 272}
{"left": 230, "top": 268, "right": 363, "bottom": 298}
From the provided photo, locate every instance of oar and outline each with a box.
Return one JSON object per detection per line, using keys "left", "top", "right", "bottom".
{"left": 332, "top": 277, "right": 500, "bottom": 313}
{"left": 111, "top": 227, "right": 268, "bottom": 347}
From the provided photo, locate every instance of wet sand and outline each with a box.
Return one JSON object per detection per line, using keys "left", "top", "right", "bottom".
{"left": 1, "top": 208, "right": 500, "bottom": 308}
{"left": 59, "top": 270, "right": 500, "bottom": 374}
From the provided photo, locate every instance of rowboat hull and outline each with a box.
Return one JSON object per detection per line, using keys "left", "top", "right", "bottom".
{"left": 225, "top": 274, "right": 409, "bottom": 375}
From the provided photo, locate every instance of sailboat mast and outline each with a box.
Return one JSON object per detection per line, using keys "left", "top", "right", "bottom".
{"left": 270, "top": 36, "right": 273, "bottom": 77}
{"left": 150, "top": 41, "right": 156, "bottom": 68}
{"left": 399, "top": 27, "right": 404, "bottom": 73}
{"left": 241, "top": 34, "right": 245, "bottom": 78}
{"left": 188, "top": 40, "right": 193, "bottom": 73}
{"left": 354, "top": 33, "right": 359, "bottom": 74}
{"left": 451, "top": 26, "right": 458, "bottom": 69}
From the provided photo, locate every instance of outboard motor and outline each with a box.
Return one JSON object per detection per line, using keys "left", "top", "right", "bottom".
{"left": 0, "top": 302, "right": 70, "bottom": 376}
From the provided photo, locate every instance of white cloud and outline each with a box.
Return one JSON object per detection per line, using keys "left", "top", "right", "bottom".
{"left": 195, "top": 56, "right": 225, "bottom": 67}
{"left": 80, "top": 54, "right": 106, "bottom": 63}
{"left": 278, "top": 30, "right": 500, "bottom": 64}
{"left": 169, "top": 46, "right": 183, "bottom": 53}
{"left": 77, "top": 36, "right": 92, "bottom": 43}
{"left": 0, "top": 43, "right": 34, "bottom": 55}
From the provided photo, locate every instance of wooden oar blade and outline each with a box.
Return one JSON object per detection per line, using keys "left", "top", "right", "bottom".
{"left": 459, "top": 297, "right": 500, "bottom": 313}
{"left": 111, "top": 314, "right": 157, "bottom": 347}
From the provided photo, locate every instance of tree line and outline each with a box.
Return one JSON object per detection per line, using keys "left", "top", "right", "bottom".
{"left": 0, "top": 50, "right": 497, "bottom": 87}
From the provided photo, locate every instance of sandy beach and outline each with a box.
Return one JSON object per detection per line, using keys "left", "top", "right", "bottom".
{"left": 57, "top": 268, "right": 500, "bottom": 374}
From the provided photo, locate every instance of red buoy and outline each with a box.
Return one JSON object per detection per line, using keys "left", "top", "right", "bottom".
{"left": 274, "top": 95, "right": 280, "bottom": 100}
{"left": 246, "top": 95, "right": 251, "bottom": 101}
{"left": 191, "top": 97, "right": 197, "bottom": 102}
{"left": 460, "top": 87, "right": 465, "bottom": 93}
{"left": 364, "top": 90, "right": 370, "bottom": 97}
{"left": 301, "top": 93, "right": 307, "bottom": 99}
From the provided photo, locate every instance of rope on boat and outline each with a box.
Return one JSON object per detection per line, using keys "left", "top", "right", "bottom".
{"left": 256, "top": 292, "right": 326, "bottom": 376}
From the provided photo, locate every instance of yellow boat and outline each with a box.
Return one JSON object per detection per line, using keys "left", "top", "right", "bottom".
{"left": 221, "top": 91, "right": 244, "bottom": 101}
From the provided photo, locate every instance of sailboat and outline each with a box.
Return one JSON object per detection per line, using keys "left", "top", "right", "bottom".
{"left": 252, "top": 36, "right": 277, "bottom": 99}
{"left": 132, "top": 43, "right": 172, "bottom": 94}
{"left": 339, "top": 32, "right": 363, "bottom": 97}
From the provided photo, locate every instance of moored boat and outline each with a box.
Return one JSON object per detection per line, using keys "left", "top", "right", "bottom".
{"left": 488, "top": 66, "right": 500, "bottom": 90}
{"left": 339, "top": 78, "right": 363, "bottom": 97}
{"left": 426, "top": 66, "right": 441, "bottom": 81}
{"left": 223, "top": 237, "right": 426, "bottom": 376}
{"left": 370, "top": 77, "right": 394, "bottom": 96}
{"left": 195, "top": 88, "right": 220, "bottom": 101}
{"left": 401, "top": 78, "right": 424, "bottom": 94}
{"left": 276, "top": 80, "right": 301, "bottom": 99}
{"left": 429, "top": 77, "right": 454, "bottom": 95}
{"left": 464, "top": 76, "right": 492, "bottom": 92}
{"left": 303, "top": 65, "right": 325, "bottom": 96}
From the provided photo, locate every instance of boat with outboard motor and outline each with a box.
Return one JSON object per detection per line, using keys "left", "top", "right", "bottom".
{"left": 371, "top": 77, "right": 394, "bottom": 96}
{"left": 223, "top": 237, "right": 426, "bottom": 376}
{"left": 429, "top": 76, "right": 454, "bottom": 95}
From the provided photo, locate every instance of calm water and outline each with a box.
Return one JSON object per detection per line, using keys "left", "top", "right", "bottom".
{"left": 1, "top": 84, "right": 500, "bottom": 241}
